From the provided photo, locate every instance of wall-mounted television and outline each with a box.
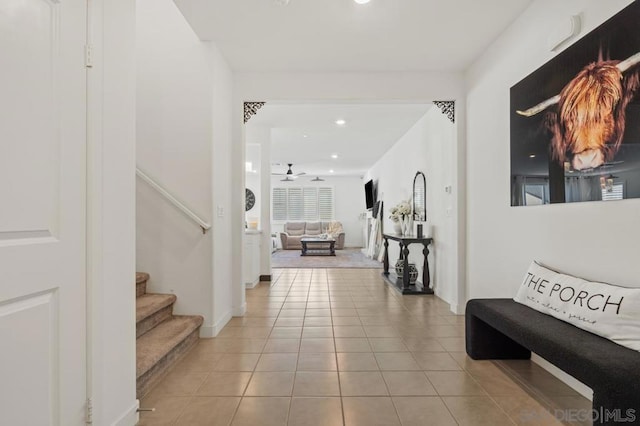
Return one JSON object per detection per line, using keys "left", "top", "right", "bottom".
{"left": 365, "top": 179, "right": 375, "bottom": 209}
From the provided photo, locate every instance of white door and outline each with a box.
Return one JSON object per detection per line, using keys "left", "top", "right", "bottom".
{"left": 0, "top": 0, "right": 87, "bottom": 424}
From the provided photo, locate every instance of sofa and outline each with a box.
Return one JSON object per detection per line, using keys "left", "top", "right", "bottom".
{"left": 279, "top": 221, "right": 345, "bottom": 250}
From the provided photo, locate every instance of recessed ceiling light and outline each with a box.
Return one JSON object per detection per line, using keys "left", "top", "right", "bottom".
{"left": 354, "top": 0, "right": 370, "bottom": 4}
{"left": 329, "top": 169, "right": 334, "bottom": 173}
{"left": 529, "top": 154, "right": 536, "bottom": 158}
{"left": 335, "top": 119, "right": 346, "bottom": 126}
{"left": 331, "top": 154, "right": 338, "bottom": 159}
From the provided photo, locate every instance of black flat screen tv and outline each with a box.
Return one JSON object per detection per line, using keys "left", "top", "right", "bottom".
{"left": 365, "top": 180, "right": 374, "bottom": 209}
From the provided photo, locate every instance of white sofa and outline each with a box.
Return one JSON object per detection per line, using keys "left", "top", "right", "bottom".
{"left": 279, "top": 221, "right": 345, "bottom": 250}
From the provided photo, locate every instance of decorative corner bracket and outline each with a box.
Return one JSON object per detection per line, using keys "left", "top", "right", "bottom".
{"left": 433, "top": 101, "right": 455, "bottom": 123}
{"left": 244, "top": 102, "right": 266, "bottom": 123}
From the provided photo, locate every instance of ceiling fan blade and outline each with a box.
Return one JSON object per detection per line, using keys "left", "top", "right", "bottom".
{"left": 295, "top": 172, "right": 306, "bottom": 176}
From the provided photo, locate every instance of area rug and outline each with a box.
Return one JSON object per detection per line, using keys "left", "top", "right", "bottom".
{"left": 271, "top": 248, "right": 383, "bottom": 269}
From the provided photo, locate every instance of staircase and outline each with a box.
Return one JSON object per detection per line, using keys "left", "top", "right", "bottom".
{"left": 136, "top": 272, "right": 203, "bottom": 398}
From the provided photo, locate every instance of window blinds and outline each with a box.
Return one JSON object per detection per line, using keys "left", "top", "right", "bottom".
{"left": 272, "top": 186, "right": 334, "bottom": 221}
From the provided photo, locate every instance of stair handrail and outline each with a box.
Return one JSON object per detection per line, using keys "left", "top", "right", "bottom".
{"left": 136, "top": 167, "right": 211, "bottom": 234}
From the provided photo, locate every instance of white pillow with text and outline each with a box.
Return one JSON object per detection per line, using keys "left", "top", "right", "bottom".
{"left": 514, "top": 261, "right": 640, "bottom": 351}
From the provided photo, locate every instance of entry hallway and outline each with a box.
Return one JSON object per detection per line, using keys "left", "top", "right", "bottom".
{"left": 139, "top": 268, "right": 590, "bottom": 426}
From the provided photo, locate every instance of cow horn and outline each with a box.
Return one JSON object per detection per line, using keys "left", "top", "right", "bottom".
{"left": 516, "top": 52, "right": 640, "bottom": 117}
{"left": 516, "top": 95, "right": 561, "bottom": 117}
{"left": 617, "top": 52, "right": 640, "bottom": 72}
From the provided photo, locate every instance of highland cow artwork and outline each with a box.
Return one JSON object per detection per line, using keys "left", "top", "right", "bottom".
{"left": 511, "top": 2, "right": 640, "bottom": 206}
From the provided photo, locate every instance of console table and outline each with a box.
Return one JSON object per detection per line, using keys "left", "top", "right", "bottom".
{"left": 382, "top": 234, "right": 433, "bottom": 295}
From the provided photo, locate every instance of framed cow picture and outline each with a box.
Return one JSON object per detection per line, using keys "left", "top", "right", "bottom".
{"left": 510, "top": 2, "right": 640, "bottom": 206}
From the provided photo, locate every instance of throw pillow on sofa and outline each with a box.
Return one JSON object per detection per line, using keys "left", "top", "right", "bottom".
{"left": 514, "top": 261, "right": 640, "bottom": 351}
{"left": 326, "top": 221, "right": 344, "bottom": 238}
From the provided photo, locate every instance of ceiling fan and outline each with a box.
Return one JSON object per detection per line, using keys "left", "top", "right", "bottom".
{"left": 272, "top": 163, "right": 306, "bottom": 179}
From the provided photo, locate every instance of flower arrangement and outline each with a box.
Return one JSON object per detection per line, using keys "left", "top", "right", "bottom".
{"left": 389, "top": 200, "right": 412, "bottom": 222}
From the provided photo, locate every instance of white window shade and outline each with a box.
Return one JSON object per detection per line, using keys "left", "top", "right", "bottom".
{"left": 288, "top": 187, "right": 304, "bottom": 220}
{"left": 303, "top": 187, "right": 318, "bottom": 220}
{"left": 318, "top": 187, "right": 334, "bottom": 220}
{"left": 272, "top": 188, "right": 287, "bottom": 221}
{"left": 272, "top": 186, "right": 334, "bottom": 222}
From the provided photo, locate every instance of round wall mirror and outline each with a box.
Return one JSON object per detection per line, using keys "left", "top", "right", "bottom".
{"left": 413, "top": 172, "right": 426, "bottom": 222}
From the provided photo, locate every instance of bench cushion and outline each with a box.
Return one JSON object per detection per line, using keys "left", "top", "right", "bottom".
{"left": 466, "top": 299, "right": 640, "bottom": 395}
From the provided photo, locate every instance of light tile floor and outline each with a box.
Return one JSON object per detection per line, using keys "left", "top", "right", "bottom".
{"left": 139, "top": 268, "right": 592, "bottom": 426}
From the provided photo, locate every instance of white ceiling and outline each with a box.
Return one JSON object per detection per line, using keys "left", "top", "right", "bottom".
{"left": 174, "top": 0, "right": 532, "bottom": 72}
{"left": 247, "top": 103, "right": 432, "bottom": 177}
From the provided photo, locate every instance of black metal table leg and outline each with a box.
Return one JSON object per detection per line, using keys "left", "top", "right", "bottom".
{"left": 402, "top": 244, "right": 410, "bottom": 290}
{"left": 422, "top": 242, "right": 431, "bottom": 290}
{"left": 383, "top": 237, "right": 389, "bottom": 275}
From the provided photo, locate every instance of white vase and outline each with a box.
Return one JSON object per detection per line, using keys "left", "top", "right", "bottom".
{"left": 401, "top": 216, "right": 412, "bottom": 236}
{"left": 393, "top": 221, "right": 402, "bottom": 235}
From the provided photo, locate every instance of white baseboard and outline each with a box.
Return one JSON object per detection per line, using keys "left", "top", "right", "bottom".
{"left": 200, "top": 310, "right": 233, "bottom": 337}
{"left": 200, "top": 325, "right": 215, "bottom": 338}
{"left": 450, "top": 303, "right": 464, "bottom": 315}
{"left": 232, "top": 303, "right": 246, "bottom": 317}
{"left": 245, "top": 279, "right": 259, "bottom": 289}
{"left": 111, "top": 399, "right": 139, "bottom": 426}
{"left": 431, "top": 284, "right": 464, "bottom": 315}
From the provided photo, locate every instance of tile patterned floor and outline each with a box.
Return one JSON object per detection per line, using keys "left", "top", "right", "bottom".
{"left": 139, "top": 268, "right": 592, "bottom": 426}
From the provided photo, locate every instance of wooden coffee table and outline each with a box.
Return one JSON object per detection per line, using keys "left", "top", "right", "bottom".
{"left": 300, "top": 237, "right": 336, "bottom": 256}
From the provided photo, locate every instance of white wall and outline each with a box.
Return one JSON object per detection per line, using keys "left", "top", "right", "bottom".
{"left": 466, "top": 0, "right": 639, "bottom": 303}
{"left": 246, "top": 126, "right": 273, "bottom": 277}
{"left": 136, "top": 0, "right": 235, "bottom": 336}
{"left": 270, "top": 175, "right": 366, "bottom": 248}
{"left": 235, "top": 72, "right": 463, "bottom": 102}
{"left": 465, "top": 0, "right": 638, "bottom": 398}
{"left": 334, "top": 177, "right": 367, "bottom": 248}
{"left": 89, "top": 0, "right": 137, "bottom": 424}
{"left": 245, "top": 144, "right": 262, "bottom": 227}
{"left": 364, "top": 108, "right": 457, "bottom": 306}
{"left": 210, "top": 44, "right": 236, "bottom": 332}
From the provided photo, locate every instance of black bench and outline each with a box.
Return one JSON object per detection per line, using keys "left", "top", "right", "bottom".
{"left": 466, "top": 298, "right": 640, "bottom": 425}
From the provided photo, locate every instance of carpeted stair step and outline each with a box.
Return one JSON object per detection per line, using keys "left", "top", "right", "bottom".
{"left": 136, "top": 315, "right": 203, "bottom": 398}
{"left": 136, "top": 293, "right": 177, "bottom": 338}
{"left": 136, "top": 272, "right": 150, "bottom": 297}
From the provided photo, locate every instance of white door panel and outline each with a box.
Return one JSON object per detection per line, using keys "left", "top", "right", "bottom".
{"left": 0, "top": 0, "right": 87, "bottom": 424}
{"left": 0, "top": 291, "right": 58, "bottom": 425}
{"left": 0, "top": 0, "right": 60, "bottom": 236}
